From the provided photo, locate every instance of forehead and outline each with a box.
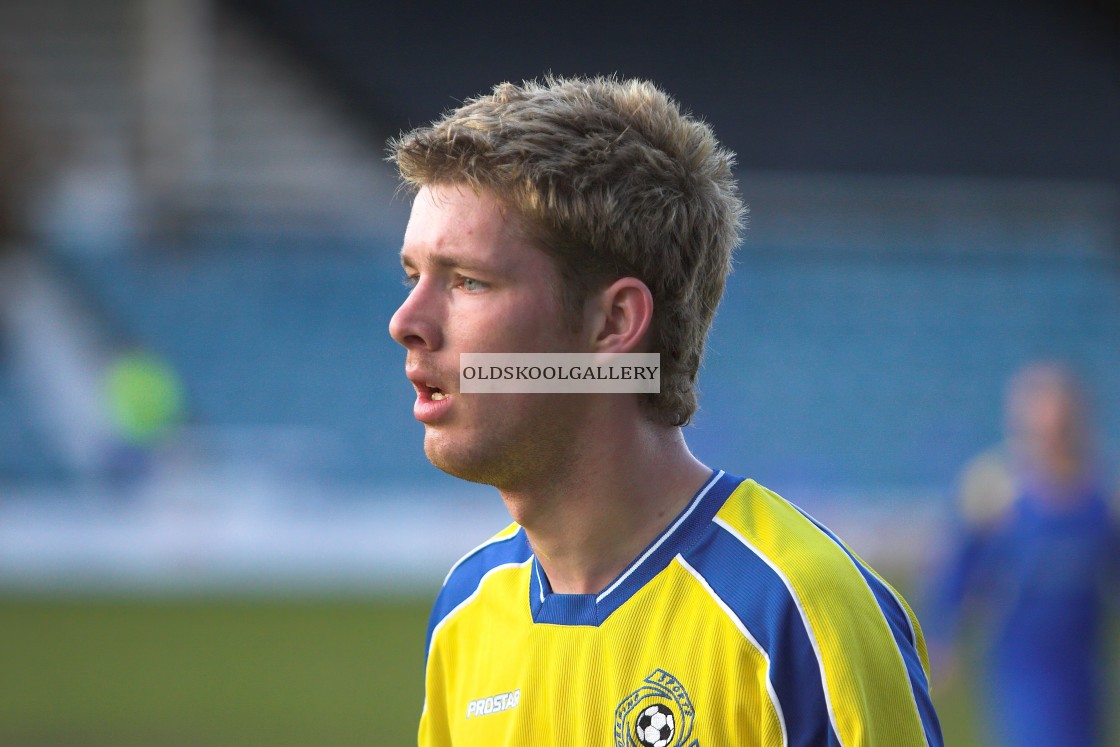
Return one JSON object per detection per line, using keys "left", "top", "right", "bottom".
{"left": 401, "top": 184, "right": 527, "bottom": 270}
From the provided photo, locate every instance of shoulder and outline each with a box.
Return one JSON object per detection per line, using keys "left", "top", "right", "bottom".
{"left": 425, "top": 523, "right": 532, "bottom": 654}
{"left": 681, "top": 479, "right": 941, "bottom": 746}
{"left": 441, "top": 522, "right": 530, "bottom": 586}
{"left": 685, "top": 479, "right": 873, "bottom": 586}
{"left": 683, "top": 479, "right": 912, "bottom": 642}
{"left": 956, "top": 446, "right": 1016, "bottom": 528}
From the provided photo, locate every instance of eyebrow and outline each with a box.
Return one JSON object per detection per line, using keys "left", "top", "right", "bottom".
{"left": 399, "top": 250, "right": 495, "bottom": 275}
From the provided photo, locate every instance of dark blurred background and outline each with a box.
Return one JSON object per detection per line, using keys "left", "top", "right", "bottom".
{"left": 0, "top": 0, "right": 1116, "bottom": 743}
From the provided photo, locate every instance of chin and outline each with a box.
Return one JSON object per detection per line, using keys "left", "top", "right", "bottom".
{"left": 423, "top": 431, "right": 505, "bottom": 486}
{"left": 422, "top": 407, "right": 581, "bottom": 489}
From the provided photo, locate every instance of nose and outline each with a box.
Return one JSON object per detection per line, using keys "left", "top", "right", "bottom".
{"left": 389, "top": 280, "right": 443, "bottom": 351}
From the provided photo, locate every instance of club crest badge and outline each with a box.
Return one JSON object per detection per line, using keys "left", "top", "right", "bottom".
{"left": 614, "top": 669, "right": 698, "bottom": 747}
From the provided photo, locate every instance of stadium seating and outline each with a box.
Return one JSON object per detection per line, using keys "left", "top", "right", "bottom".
{"left": 41, "top": 233, "right": 1120, "bottom": 498}
{"left": 0, "top": 0, "right": 1115, "bottom": 500}
{"left": 692, "top": 243, "right": 1120, "bottom": 498}
{"left": 0, "top": 358, "right": 70, "bottom": 483}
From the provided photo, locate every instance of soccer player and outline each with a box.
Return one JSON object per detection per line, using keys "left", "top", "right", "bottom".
{"left": 388, "top": 76, "right": 942, "bottom": 747}
{"left": 927, "top": 362, "right": 1118, "bottom": 747}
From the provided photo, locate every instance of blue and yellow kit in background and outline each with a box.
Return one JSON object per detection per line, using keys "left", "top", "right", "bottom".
{"left": 419, "top": 471, "right": 943, "bottom": 746}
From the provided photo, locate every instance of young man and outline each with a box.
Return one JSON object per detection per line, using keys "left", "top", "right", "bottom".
{"left": 389, "top": 76, "right": 942, "bottom": 747}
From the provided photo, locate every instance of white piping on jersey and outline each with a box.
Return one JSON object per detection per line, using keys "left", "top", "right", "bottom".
{"left": 534, "top": 559, "right": 546, "bottom": 603}
{"left": 428, "top": 558, "right": 534, "bottom": 659}
{"left": 595, "top": 470, "right": 725, "bottom": 604}
{"left": 793, "top": 512, "right": 932, "bottom": 747}
{"left": 880, "top": 578, "right": 918, "bottom": 649}
{"left": 677, "top": 554, "right": 788, "bottom": 747}
{"left": 713, "top": 515, "right": 845, "bottom": 747}
{"left": 442, "top": 530, "right": 521, "bottom": 587}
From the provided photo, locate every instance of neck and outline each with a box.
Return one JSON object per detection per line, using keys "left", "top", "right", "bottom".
{"left": 499, "top": 415, "right": 711, "bottom": 595}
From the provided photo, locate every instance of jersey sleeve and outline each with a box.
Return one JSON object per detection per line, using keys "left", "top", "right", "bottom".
{"left": 694, "top": 480, "right": 943, "bottom": 747}
{"left": 419, "top": 523, "right": 531, "bottom": 747}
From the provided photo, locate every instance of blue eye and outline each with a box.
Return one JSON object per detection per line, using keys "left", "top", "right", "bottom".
{"left": 403, "top": 274, "right": 419, "bottom": 289}
{"left": 460, "top": 277, "right": 486, "bottom": 292}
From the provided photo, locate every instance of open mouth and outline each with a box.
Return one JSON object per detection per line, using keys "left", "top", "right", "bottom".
{"left": 418, "top": 381, "right": 449, "bottom": 401}
{"left": 409, "top": 374, "right": 454, "bottom": 423}
{"left": 407, "top": 369, "right": 453, "bottom": 413}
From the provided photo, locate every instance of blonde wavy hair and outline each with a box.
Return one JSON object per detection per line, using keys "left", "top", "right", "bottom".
{"left": 389, "top": 75, "right": 745, "bottom": 426}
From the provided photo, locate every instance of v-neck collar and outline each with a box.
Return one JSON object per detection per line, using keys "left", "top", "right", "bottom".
{"left": 528, "top": 469, "right": 740, "bottom": 626}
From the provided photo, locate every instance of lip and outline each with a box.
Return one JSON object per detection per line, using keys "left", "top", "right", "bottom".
{"left": 407, "top": 370, "right": 454, "bottom": 424}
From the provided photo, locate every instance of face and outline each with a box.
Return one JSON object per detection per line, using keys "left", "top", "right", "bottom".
{"left": 389, "top": 184, "right": 591, "bottom": 488}
{"left": 1011, "top": 383, "right": 1082, "bottom": 463}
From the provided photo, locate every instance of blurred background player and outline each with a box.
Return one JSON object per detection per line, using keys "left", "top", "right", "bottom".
{"left": 926, "top": 361, "right": 1119, "bottom": 747}
{"left": 102, "top": 346, "right": 184, "bottom": 485}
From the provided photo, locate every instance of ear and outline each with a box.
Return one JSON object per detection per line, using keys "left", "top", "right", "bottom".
{"left": 587, "top": 277, "right": 654, "bottom": 353}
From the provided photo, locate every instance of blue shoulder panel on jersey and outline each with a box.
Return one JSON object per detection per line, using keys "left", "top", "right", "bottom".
{"left": 425, "top": 528, "right": 533, "bottom": 657}
{"left": 792, "top": 507, "right": 943, "bottom": 747}
{"left": 684, "top": 523, "right": 841, "bottom": 747}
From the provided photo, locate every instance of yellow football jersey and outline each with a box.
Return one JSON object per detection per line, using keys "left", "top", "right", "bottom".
{"left": 419, "top": 471, "right": 942, "bottom": 746}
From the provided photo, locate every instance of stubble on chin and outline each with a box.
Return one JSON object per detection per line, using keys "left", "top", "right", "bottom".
{"left": 423, "top": 427, "right": 507, "bottom": 486}
{"left": 421, "top": 414, "right": 579, "bottom": 491}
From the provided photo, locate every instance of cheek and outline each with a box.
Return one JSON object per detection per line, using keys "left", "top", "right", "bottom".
{"left": 455, "top": 298, "right": 567, "bottom": 350}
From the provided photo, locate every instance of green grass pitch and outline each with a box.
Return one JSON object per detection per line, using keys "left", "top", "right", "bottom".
{"left": 0, "top": 592, "right": 991, "bottom": 745}
{"left": 0, "top": 594, "right": 431, "bottom": 746}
